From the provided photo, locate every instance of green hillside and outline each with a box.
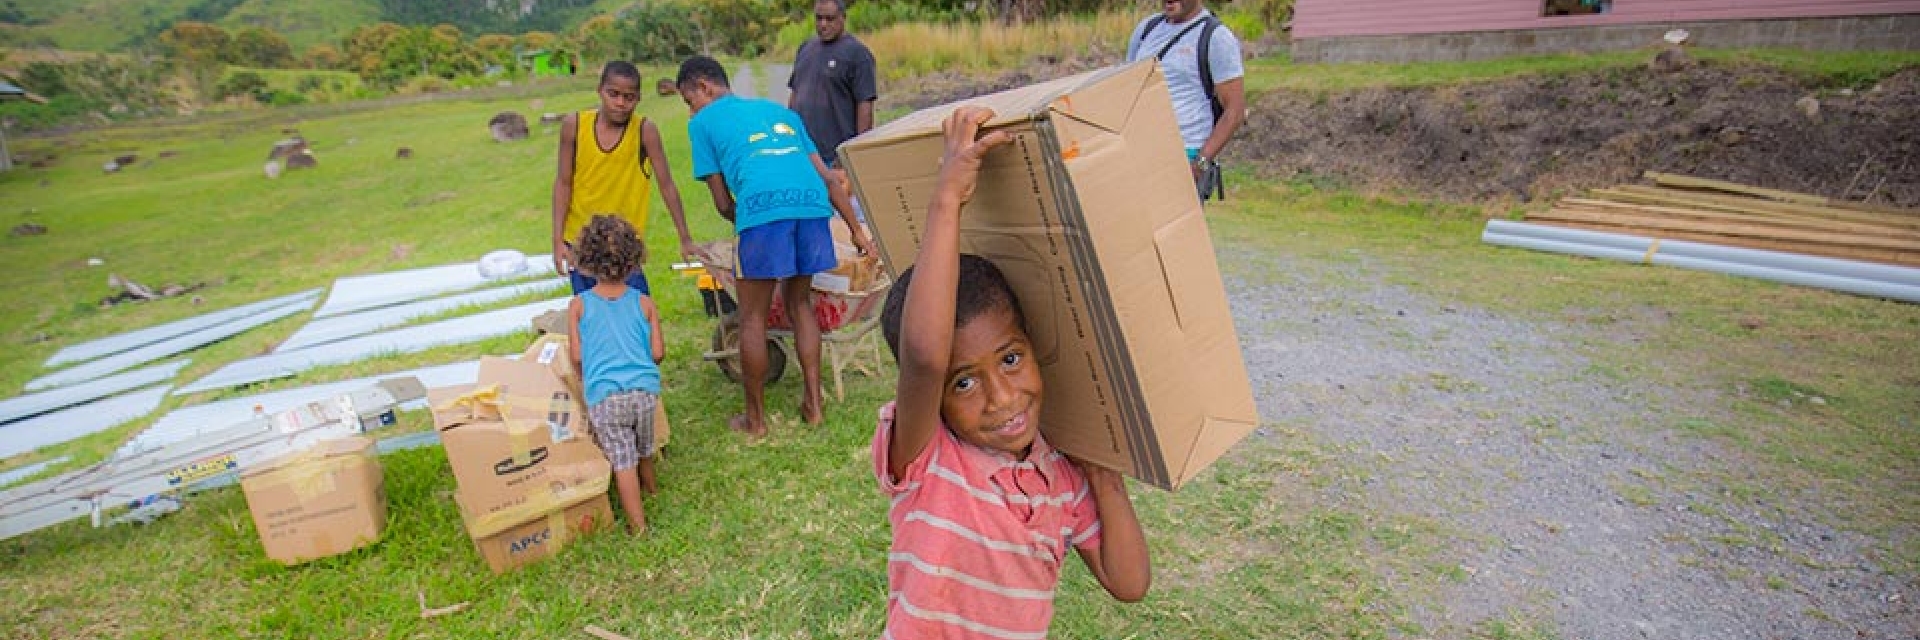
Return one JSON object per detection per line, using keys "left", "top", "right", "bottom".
{"left": 220, "top": 0, "right": 383, "bottom": 52}
{"left": 0, "top": 0, "right": 612, "bottom": 53}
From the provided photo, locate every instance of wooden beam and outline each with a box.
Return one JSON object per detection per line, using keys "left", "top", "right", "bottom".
{"left": 1643, "top": 171, "right": 1920, "bottom": 216}
{"left": 1528, "top": 216, "right": 1920, "bottom": 268}
{"left": 1563, "top": 197, "right": 1920, "bottom": 241}
{"left": 1606, "top": 185, "right": 1920, "bottom": 232}
{"left": 1533, "top": 208, "right": 1920, "bottom": 267}
{"left": 1537, "top": 207, "right": 1920, "bottom": 251}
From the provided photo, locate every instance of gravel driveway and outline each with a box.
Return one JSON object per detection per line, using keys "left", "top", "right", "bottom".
{"left": 1219, "top": 242, "right": 1917, "bottom": 639}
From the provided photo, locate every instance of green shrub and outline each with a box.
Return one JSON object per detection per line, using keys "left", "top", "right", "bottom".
{"left": 617, "top": 0, "right": 703, "bottom": 63}
{"left": 266, "top": 90, "right": 307, "bottom": 106}
{"left": 216, "top": 70, "right": 269, "bottom": 100}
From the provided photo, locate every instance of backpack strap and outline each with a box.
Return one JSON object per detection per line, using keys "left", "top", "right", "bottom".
{"left": 1133, "top": 15, "right": 1166, "bottom": 58}
{"left": 1154, "top": 17, "right": 1208, "bottom": 61}
{"left": 1197, "top": 16, "right": 1223, "bottom": 123}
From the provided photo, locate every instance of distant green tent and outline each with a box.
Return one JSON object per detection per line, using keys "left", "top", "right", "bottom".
{"left": 521, "top": 50, "right": 578, "bottom": 78}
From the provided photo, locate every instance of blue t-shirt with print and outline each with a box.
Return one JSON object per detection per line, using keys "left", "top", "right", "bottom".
{"left": 688, "top": 94, "right": 833, "bottom": 232}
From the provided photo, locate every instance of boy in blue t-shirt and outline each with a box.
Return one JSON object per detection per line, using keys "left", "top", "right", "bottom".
{"left": 566, "top": 214, "right": 665, "bottom": 534}
{"left": 676, "top": 55, "right": 875, "bottom": 438}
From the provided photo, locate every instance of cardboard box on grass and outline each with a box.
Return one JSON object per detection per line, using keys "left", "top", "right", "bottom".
{"left": 522, "top": 333, "right": 671, "bottom": 448}
{"left": 459, "top": 486, "right": 615, "bottom": 573}
{"left": 839, "top": 60, "right": 1258, "bottom": 490}
{"left": 240, "top": 435, "right": 386, "bottom": 564}
{"left": 429, "top": 356, "right": 611, "bottom": 534}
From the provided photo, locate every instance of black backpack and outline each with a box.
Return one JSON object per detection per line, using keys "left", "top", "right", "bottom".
{"left": 1137, "top": 14, "right": 1223, "bottom": 123}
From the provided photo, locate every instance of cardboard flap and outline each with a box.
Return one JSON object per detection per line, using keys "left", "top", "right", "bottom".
{"left": 1152, "top": 211, "right": 1215, "bottom": 332}
{"left": 1176, "top": 416, "right": 1259, "bottom": 486}
{"left": 242, "top": 435, "right": 372, "bottom": 479}
{"left": 1046, "top": 60, "right": 1158, "bottom": 135}
{"left": 433, "top": 384, "right": 505, "bottom": 428}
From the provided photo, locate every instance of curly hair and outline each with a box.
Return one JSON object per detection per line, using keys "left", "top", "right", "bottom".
{"left": 880, "top": 253, "right": 1027, "bottom": 361}
{"left": 573, "top": 214, "right": 646, "bottom": 283}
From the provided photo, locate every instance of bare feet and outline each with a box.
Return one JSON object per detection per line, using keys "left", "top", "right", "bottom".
{"left": 728, "top": 413, "right": 767, "bottom": 438}
{"left": 800, "top": 395, "right": 824, "bottom": 425}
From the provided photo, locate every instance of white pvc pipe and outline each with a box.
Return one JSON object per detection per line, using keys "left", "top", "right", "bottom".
{"left": 1483, "top": 226, "right": 1920, "bottom": 304}
{"left": 1485, "top": 220, "right": 1920, "bottom": 286}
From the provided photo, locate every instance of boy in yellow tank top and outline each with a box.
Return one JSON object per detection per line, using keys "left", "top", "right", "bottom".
{"left": 552, "top": 61, "right": 697, "bottom": 294}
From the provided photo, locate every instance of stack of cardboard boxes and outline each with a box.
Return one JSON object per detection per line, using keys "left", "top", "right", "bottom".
{"left": 428, "top": 338, "right": 618, "bottom": 573}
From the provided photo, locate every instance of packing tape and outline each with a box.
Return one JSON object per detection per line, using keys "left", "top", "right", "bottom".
{"left": 507, "top": 419, "right": 536, "bottom": 468}
{"left": 256, "top": 444, "right": 371, "bottom": 500}
{"left": 546, "top": 509, "right": 573, "bottom": 550}
{"left": 440, "top": 385, "right": 586, "bottom": 444}
{"left": 282, "top": 454, "right": 350, "bottom": 500}
{"left": 437, "top": 385, "right": 505, "bottom": 421}
{"left": 462, "top": 469, "right": 611, "bottom": 538}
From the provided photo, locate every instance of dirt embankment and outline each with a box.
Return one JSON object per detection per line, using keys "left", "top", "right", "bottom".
{"left": 891, "top": 56, "right": 1920, "bottom": 208}
{"left": 1240, "top": 62, "right": 1920, "bottom": 207}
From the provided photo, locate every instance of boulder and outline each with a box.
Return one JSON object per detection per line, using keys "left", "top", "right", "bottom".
{"left": 267, "top": 137, "right": 308, "bottom": 161}
{"left": 489, "top": 111, "right": 530, "bottom": 142}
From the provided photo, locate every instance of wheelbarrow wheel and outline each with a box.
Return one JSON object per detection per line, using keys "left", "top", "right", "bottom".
{"left": 713, "top": 313, "right": 786, "bottom": 384}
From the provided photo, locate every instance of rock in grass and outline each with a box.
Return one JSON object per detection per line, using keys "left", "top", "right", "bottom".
{"left": 489, "top": 112, "right": 530, "bottom": 142}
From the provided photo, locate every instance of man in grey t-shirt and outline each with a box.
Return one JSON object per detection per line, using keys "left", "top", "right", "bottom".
{"left": 1126, "top": 0, "right": 1245, "bottom": 198}
{"left": 788, "top": 0, "right": 877, "bottom": 168}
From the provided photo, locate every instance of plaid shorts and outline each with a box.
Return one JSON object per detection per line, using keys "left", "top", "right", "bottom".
{"left": 586, "top": 389, "right": 659, "bottom": 470}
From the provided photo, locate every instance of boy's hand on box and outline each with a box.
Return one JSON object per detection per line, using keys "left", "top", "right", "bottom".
{"left": 851, "top": 227, "right": 877, "bottom": 257}
{"left": 937, "top": 106, "right": 1012, "bottom": 206}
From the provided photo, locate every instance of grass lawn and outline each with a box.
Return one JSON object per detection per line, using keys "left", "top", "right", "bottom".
{"left": 1, "top": 51, "right": 1916, "bottom": 638}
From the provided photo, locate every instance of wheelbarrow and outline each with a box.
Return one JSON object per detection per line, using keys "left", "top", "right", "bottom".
{"left": 677, "top": 241, "right": 892, "bottom": 398}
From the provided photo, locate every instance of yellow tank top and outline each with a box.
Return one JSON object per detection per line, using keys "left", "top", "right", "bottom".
{"left": 564, "top": 109, "right": 654, "bottom": 243}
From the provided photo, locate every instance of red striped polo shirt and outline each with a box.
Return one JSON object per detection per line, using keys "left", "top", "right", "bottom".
{"left": 872, "top": 401, "right": 1103, "bottom": 640}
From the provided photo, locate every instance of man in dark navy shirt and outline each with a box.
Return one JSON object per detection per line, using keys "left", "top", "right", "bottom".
{"left": 787, "top": 0, "right": 876, "bottom": 169}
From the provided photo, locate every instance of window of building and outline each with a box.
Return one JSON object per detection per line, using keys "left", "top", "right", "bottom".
{"left": 1544, "top": 0, "right": 1611, "bottom": 16}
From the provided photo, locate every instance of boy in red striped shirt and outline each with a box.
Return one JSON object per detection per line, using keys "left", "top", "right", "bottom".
{"left": 874, "top": 106, "right": 1152, "bottom": 639}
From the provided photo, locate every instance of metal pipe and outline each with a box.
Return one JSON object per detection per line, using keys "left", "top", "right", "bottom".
{"left": 1483, "top": 225, "right": 1920, "bottom": 304}
{"left": 1484, "top": 220, "right": 1920, "bottom": 286}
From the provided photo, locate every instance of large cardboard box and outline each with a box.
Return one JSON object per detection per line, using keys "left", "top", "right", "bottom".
{"left": 429, "top": 357, "right": 611, "bottom": 537}
{"left": 839, "top": 60, "right": 1258, "bottom": 489}
{"left": 461, "top": 490, "right": 614, "bottom": 574}
{"left": 240, "top": 435, "right": 386, "bottom": 564}
{"left": 522, "top": 333, "right": 671, "bottom": 448}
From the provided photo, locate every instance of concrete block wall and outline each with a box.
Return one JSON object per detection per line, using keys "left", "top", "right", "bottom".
{"left": 1291, "top": 15, "right": 1920, "bottom": 63}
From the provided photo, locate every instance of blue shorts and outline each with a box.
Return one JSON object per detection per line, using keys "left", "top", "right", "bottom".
{"left": 569, "top": 269, "right": 650, "bottom": 295}
{"left": 735, "top": 217, "right": 837, "bottom": 280}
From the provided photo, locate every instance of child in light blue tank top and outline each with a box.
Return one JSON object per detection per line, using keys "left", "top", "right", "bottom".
{"left": 566, "top": 215, "right": 665, "bottom": 535}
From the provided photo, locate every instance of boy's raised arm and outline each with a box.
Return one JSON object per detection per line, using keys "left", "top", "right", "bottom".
{"left": 1075, "top": 463, "right": 1152, "bottom": 602}
{"left": 888, "top": 106, "right": 1010, "bottom": 480}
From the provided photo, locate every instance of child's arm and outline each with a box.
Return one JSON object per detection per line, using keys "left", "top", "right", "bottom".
{"left": 641, "top": 119, "right": 699, "bottom": 261}
{"left": 887, "top": 106, "right": 1010, "bottom": 480}
{"left": 704, "top": 174, "right": 735, "bottom": 224}
{"left": 809, "top": 153, "right": 874, "bottom": 258}
{"left": 551, "top": 114, "right": 579, "bottom": 276}
{"left": 565, "top": 295, "right": 585, "bottom": 376}
{"left": 1075, "top": 462, "right": 1152, "bottom": 602}
{"left": 641, "top": 295, "right": 664, "bottom": 365}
